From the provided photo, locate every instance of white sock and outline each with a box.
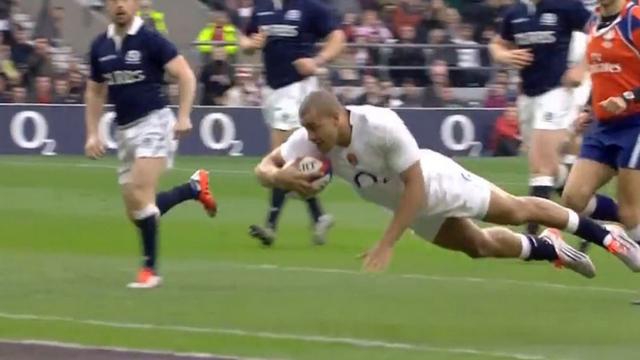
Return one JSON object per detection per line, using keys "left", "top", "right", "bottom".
{"left": 529, "top": 176, "right": 555, "bottom": 187}
{"left": 565, "top": 209, "right": 580, "bottom": 233}
{"left": 563, "top": 154, "right": 577, "bottom": 165}
{"left": 627, "top": 224, "right": 640, "bottom": 243}
{"left": 519, "top": 234, "right": 531, "bottom": 259}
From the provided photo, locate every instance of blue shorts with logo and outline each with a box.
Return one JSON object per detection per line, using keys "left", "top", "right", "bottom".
{"left": 580, "top": 113, "right": 640, "bottom": 170}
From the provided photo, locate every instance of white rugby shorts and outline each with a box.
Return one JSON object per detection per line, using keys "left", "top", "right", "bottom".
{"left": 410, "top": 150, "right": 492, "bottom": 242}
{"left": 115, "top": 107, "right": 177, "bottom": 184}
{"left": 262, "top": 76, "right": 319, "bottom": 131}
{"left": 518, "top": 87, "right": 574, "bottom": 144}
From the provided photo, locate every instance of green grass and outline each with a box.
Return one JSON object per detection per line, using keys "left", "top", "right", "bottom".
{"left": 0, "top": 155, "right": 637, "bottom": 360}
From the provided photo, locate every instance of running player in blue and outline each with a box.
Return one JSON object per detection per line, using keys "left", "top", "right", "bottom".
{"left": 84, "top": 0, "right": 217, "bottom": 288}
{"left": 490, "top": 0, "right": 594, "bottom": 236}
{"left": 239, "top": 0, "right": 345, "bottom": 247}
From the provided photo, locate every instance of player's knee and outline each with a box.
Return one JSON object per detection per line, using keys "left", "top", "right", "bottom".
{"left": 561, "top": 187, "right": 590, "bottom": 213}
{"left": 462, "top": 234, "right": 494, "bottom": 259}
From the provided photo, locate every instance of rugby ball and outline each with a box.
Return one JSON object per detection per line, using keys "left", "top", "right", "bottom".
{"left": 289, "top": 156, "right": 332, "bottom": 197}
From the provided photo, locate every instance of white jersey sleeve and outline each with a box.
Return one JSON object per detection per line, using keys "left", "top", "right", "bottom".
{"left": 279, "top": 128, "right": 322, "bottom": 163}
{"left": 381, "top": 111, "right": 421, "bottom": 174}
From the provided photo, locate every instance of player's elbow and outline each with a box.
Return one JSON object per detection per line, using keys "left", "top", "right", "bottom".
{"left": 254, "top": 163, "right": 271, "bottom": 188}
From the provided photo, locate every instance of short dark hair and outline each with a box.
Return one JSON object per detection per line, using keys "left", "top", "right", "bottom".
{"left": 298, "top": 90, "right": 342, "bottom": 122}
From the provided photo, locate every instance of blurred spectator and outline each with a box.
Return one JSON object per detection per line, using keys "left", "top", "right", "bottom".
{"left": 380, "top": 79, "right": 402, "bottom": 107}
{"left": 33, "top": 75, "right": 52, "bottom": 103}
{"left": 491, "top": 105, "right": 521, "bottom": 157}
{"left": 138, "top": 0, "right": 168, "bottom": 34}
{"left": 355, "top": 9, "right": 392, "bottom": 71}
{"left": 461, "top": 0, "right": 505, "bottom": 42}
{"left": 331, "top": 48, "right": 361, "bottom": 87}
{"left": 35, "top": 3, "right": 65, "bottom": 47}
{"left": 225, "top": 66, "right": 261, "bottom": 106}
{"left": 52, "top": 76, "right": 79, "bottom": 104}
{"left": 392, "top": 0, "right": 423, "bottom": 35}
{"left": 0, "top": 73, "right": 10, "bottom": 102}
{"left": 199, "top": 46, "right": 233, "bottom": 105}
{"left": 355, "top": 10, "right": 393, "bottom": 42}
{"left": 388, "top": 25, "right": 426, "bottom": 86}
{"left": 400, "top": 79, "right": 424, "bottom": 107}
{"left": 353, "top": 74, "right": 386, "bottom": 106}
{"left": 0, "top": 0, "right": 11, "bottom": 34}
{"left": 235, "top": 0, "right": 253, "bottom": 32}
{"left": 11, "top": 26, "right": 33, "bottom": 77}
{"left": 11, "top": 85, "right": 26, "bottom": 103}
{"left": 449, "top": 22, "right": 488, "bottom": 87}
{"left": 0, "top": 44, "right": 19, "bottom": 83}
{"left": 416, "top": 0, "right": 446, "bottom": 43}
{"left": 196, "top": 10, "right": 239, "bottom": 64}
{"left": 484, "top": 82, "right": 508, "bottom": 108}
{"left": 67, "top": 69, "right": 85, "bottom": 103}
{"left": 341, "top": 12, "right": 358, "bottom": 42}
{"left": 424, "top": 28, "right": 453, "bottom": 65}
{"left": 26, "top": 38, "right": 54, "bottom": 87}
{"left": 440, "top": 86, "right": 469, "bottom": 108}
{"left": 422, "top": 59, "right": 449, "bottom": 107}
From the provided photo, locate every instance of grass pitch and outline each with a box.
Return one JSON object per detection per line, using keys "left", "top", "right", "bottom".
{"left": 0, "top": 155, "right": 637, "bottom": 360}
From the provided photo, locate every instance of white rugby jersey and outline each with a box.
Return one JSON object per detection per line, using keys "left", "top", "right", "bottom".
{"left": 281, "top": 105, "right": 426, "bottom": 210}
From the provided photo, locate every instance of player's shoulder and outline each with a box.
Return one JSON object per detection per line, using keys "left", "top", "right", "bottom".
{"left": 90, "top": 32, "right": 109, "bottom": 50}
{"left": 347, "top": 105, "right": 404, "bottom": 133}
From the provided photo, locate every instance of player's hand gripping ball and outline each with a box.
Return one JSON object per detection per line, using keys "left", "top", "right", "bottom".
{"left": 287, "top": 156, "right": 332, "bottom": 198}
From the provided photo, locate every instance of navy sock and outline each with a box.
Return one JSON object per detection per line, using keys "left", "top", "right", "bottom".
{"left": 573, "top": 216, "right": 609, "bottom": 249}
{"left": 135, "top": 215, "right": 158, "bottom": 270}
{"left": 525, "top": 235, "right": 559, "bottom": 262}
{"left": 266, "top": 188, "right": 288, "bottom": 230}
{"left": 527, "top": 185, "right": 553, "bottom": 235}
{"left": 156, "top": 183, "right": 197, "bottom": 216}
{"left": 306, "top": 197, "right": 324, "bottom": 223}
{"left": 589, "top": 194, "right": 620, "bottom": 222}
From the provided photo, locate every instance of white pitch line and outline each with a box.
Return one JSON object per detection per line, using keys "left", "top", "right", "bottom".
{"left": 0, "top": 339, "right": 277, "bottom": 360}
{"left": 0, "top": 159, "right": 526, "bottom": 185}
{"left": 229, "top": 263, "right": 637, "bottom": 295}
{"left": 0, "top": 313, "right": 549, "bottom": 360}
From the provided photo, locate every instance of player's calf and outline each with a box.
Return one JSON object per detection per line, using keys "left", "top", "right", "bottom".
{"left": 488, "top": 191, "right": 640, "bottom": 271}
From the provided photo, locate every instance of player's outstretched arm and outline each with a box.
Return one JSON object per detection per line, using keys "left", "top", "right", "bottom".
{"left": 165, "top": 55, "right": 196, "bottom": 138}
{"left": 362, "top": 161, "right": 426, "bottom": 272}
{"left": 84, "top": 80, "right": 107, "bottom": 159}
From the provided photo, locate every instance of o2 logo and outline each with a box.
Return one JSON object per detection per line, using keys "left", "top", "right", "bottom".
{"left": 199, "top": 113, "right": 244, "bottom": 156}
{"left": 10, "top": 111, "right": 57, "bottom": 155}
{"left": 439, "top": 114, "right": 483, "bottom": 156}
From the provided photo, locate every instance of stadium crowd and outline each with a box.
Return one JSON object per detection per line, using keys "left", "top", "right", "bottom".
{"left": 0, "top": 0, "right": 521, "bottom": 153}
{"left": 0, "top": 0, "right": 520, "bottom": 106}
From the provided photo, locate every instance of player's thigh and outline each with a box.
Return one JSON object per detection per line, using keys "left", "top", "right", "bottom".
{"left": 528, "top": 129, "right": 568, "bottom": 172}
{"left": 482, "top": 183, "right": 525, "bottom": 225}
{"left": 562, "top": 158, "right": 614, "bottom": 211}
{"left": 517, "top": 95, "right": 534, "bottom": 147}
{"left": 262, "top": 81, "right": 310, "bottom": 140}
{"left": 528, "top": 88, "right": 573, "bottom": 169}
{"left": 432, "top": 217, "right": 488, "bottom": 254}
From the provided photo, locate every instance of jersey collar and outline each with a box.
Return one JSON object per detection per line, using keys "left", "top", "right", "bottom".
{"left": 591, "top": 2, "right": 634, "bottom": 36}
{"left": 107, "top": 16, "right": 144, "bottom": 39}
